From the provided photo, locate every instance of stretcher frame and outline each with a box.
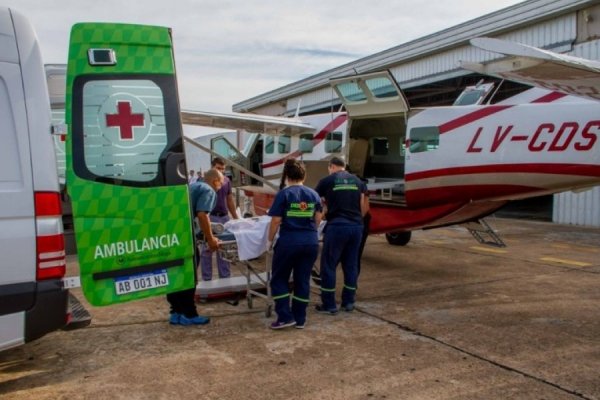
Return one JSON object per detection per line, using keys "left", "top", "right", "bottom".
{"left": 218, "top": 239, "right": 273, "bottom": 317}
{"left": 196, "top": 231, "right": 273, "bottom": 317}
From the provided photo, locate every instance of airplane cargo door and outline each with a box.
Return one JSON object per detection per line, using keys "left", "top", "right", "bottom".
{"left": 66, "top": 23, "right": 195, "bottom": 306}
{"left": 331, "top": 71, "right": 409, "bottom": 189}
{"left": 330, "top": 71, "right": 410, "bottom": 118}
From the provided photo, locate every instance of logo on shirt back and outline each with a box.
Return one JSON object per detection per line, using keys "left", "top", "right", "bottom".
{"left": 286, "top": 202, "right": 315, "bottom": 217}
{"left": 333, "top": 178, "right": 358, "bottom": 191}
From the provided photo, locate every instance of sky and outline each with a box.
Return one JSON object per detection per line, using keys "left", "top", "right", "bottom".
{"left": 2, "top": 0, "right": 525, "bottom": 114}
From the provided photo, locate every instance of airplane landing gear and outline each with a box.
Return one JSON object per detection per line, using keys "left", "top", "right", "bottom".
{"left": 385, "top": 231, "right": 411, "bottom": 246}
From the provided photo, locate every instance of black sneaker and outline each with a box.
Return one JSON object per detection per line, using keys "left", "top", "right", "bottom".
{"left": 341, "top": 303, "right": 355, "bottom": 312}
{"left": 315, "top": 304, "right": 338, "bottom": 315}
{"left": 270, "top": 320, "right": 296, "bottom": 330}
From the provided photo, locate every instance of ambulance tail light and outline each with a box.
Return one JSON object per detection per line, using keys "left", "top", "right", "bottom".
{"left": 35, "top": 192, "right": 66, "bottom": 280}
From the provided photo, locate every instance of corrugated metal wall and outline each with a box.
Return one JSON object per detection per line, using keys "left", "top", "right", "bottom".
{"left": 390, "top": 14, "right": 576, "bottom": 87}
{"left": 554, "top": 188, "right": 600, "bottom": 226}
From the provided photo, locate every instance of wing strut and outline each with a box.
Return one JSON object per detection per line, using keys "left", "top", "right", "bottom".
{"left": 183, "top": 137, "right": 278, "bottom": 191}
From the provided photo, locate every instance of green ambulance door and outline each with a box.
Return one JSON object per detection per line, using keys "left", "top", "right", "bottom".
{"left": 66, "top": 23, "right": 195, "bottom": 306}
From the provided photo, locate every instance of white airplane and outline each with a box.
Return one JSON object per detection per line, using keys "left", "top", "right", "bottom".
{"left": 62, "top": 24, "right": 600, "bottom": 306}
{"left": 182, "top": 37, "right": 600, "bottom": 246}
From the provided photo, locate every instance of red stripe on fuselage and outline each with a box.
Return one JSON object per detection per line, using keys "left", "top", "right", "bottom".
{"left": 261, "top": 114, "right": 348, "bottom": 169}
{"left": 438, "top": 91, "right": 566, "bottom": 134}
{"left": 439, "top": 105, "right": 512, "bottom": 134}
{"left": 406, "top": 163, "right": 600, "bottom": 181}
{"left": 530, "top": 91, "right": 568, "bottom": 103}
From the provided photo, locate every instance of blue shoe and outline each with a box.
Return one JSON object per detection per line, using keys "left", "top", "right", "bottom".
{"left": 169, "top": 313, "right": 180, "bottom": 325}
{"left": 315, "top": 304, "right": 338, "bottom": 315}
{"left": 341, "top": 303, "right": 355, "bottom": 312}
{"left": 295, "top": 323, "right": 305, "bottom": 329}
{"left": 270, "top": 320, "right": 296, "bottom": 330}
{"left": 179, "top": 314, "right": 210, "bottom": 326}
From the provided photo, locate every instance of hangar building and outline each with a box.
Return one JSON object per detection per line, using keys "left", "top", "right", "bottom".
{"left": 233, "top": 0, "right": 600, "bottom": 227}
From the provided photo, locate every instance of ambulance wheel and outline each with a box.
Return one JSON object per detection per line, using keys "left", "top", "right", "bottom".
{"left": 385, "top": 231, "right": 411, "bottom": 246}
{"left": 266, "top": 304, "right": 273, "bottom": 318}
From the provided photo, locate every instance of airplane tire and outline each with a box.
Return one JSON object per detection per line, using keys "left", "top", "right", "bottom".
{"left": 385, "top": 231, "right": 412, "bottom": 246}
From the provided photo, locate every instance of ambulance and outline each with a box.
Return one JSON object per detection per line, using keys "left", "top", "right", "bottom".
{"left": 0, "top": 7, "right": 69, "bottom": 351}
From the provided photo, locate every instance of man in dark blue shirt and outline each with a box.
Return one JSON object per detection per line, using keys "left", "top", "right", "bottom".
{"left": 314, "top": 157, "right": 366, "bottom": 314}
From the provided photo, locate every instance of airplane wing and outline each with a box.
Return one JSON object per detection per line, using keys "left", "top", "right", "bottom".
{"left": 461, "top": 37, "right": 600, "bottom": 101}
{"left": 181, "top": 109, "right": 316, "bottom": 136}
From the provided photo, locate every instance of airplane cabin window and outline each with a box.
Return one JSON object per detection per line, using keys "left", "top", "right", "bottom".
{"left": 278, "top": 135, "right": 291, "bottom": 154}
{"left": 265, "top": 136, "right": 274, "bottom": 154}
{"left": 325, "top": 132, "right": 343, "bottom": 153}
{"left": 409, "top": 126, "right": 440, "bottom": 153}
{"left": 372, "top": 137, "right": 389, "bottom": 156}
{"left": 212, "top": 137, "right": 240, "bottom": 161}
{"left": 299, "top": 134, "right": 314, "bottom": 153}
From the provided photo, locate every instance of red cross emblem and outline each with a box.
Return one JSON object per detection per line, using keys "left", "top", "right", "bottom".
{"left": 299, "top": 202, "right": 308, "bottom": 211}
{"left": 105, "top": 101, "right": 144, "bottom": 141}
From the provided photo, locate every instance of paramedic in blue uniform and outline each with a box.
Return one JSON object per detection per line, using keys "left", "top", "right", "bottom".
{"left": 315, "top": 157, "right": 367, "bottom": 314}
{"left": 166, "top": 168, "right": 224, "bottom": 326}
{"left": 267, "top": 159, "right": 322, "bottom": 329}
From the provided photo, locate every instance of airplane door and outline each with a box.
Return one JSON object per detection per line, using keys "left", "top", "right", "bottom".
{"left": 330, "top": 71, "right": 410, "bottom": 117}
{"left": 210, "top": 135, "right": 250, "bottom": 186}
{"left": 66, "top": 23, "right": 195, "bottom": 306}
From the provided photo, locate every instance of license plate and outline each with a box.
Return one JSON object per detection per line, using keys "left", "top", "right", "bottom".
{"left": 114, "top": 269, "right": 169, "bottom": 295}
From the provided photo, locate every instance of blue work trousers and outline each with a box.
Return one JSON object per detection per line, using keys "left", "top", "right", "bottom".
{"left": 320, "top": 224, "right": 363, "bottom": 309}
{"left": 270, "top": 243, "right": 318, "bottom": 325}
{"left": 201, "top": 214, "right": 230, "bottom": 280}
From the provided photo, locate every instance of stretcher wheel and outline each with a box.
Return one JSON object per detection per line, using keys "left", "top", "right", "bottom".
{"left": 265, "top": 304, "right": 272, "bottom": 318}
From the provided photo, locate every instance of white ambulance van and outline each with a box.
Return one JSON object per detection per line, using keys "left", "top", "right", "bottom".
{"left": 0, "top": 7, "right": 69, "bottom": 351}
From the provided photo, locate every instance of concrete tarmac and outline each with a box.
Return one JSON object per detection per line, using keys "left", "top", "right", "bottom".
{"left": 1, "top": 217, "right": 599, "bottom": 399}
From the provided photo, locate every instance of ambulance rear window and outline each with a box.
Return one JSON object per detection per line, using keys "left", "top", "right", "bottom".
{"left": 81, "top": 79, "right": 165, "bottom": 182}
{"left": 71, "top": 74, "right": 183, "bottom": 187}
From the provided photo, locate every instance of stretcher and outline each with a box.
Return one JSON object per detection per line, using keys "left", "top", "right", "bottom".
{"left": 196, "top": 216, "right": 274, "bottom": 317}
{"left": 366, "top": 179, "right": 405, "bottom": 200}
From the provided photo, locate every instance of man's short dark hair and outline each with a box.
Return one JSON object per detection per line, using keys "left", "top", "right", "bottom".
{"left": 329, "top": 157, "right": 345, "bottom": 168}
{"left": 211, "top": 157, "right": 226, "bottom": 167}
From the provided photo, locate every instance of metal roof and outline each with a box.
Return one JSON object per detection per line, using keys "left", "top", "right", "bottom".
{"left": 233, "top": 0, "right": 594, "bottom": 113}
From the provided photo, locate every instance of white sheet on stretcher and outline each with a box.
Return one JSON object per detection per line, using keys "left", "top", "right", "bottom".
{"left": 224, "top": 216, "right": 271, "bottom": 261}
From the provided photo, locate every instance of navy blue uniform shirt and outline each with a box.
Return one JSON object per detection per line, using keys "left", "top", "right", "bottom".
{"left": 268, "top": 185, "right": 322, "bottom": 245}
{"left": 315, "top": 170, "right": 365, "bottom": 225}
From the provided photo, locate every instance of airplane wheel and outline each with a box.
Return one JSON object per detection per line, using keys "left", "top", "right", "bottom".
{"left": 385, "top": 231, "right": 411, "bottom": 246}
